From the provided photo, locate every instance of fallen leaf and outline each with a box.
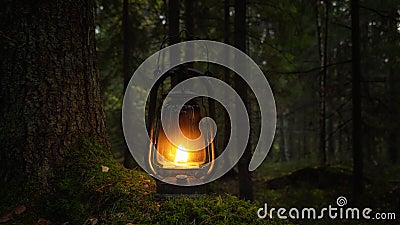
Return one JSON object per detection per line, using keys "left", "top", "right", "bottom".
{"left": 13, "top": 204, "right": 26, "bottom": 215}
{"left": 101, "top": 165, "right": 109, "bottom": 172}
{"left": 89, "top": 217, "right": 98, "bottom": 225}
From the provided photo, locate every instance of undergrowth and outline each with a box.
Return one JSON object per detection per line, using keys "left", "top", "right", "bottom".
{"left": 0, "top": 139, "right": 290, "bottom": 224}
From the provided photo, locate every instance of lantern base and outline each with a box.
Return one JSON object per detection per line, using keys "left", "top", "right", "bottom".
{"left": 155, "top": 179, "right": 208, "bottom": 200}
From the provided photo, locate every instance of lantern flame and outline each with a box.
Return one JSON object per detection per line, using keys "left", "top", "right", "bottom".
{"left": 174, "top": 146, "right": 189, "bottom": 164}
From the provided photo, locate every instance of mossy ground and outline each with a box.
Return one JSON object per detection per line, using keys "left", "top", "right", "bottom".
{"left": 211, "top": 159, "right": 399, "bottom": 225}
{"left": 0, "top": 140, "right": 290, "bottom": 224}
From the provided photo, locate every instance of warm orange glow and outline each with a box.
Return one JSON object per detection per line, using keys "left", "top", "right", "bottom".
{"left": 174, "top": 146, "right": 189, "bottom": 164}
{"left": 152, "top": 102, "right": 212, "bottom": 170}
{"left": 155, "top": 141, "right": 206, "bottom": 168}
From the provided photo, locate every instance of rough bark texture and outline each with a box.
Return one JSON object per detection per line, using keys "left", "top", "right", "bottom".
{"left": 0, "top": 0, "right": 109, "bottom": 191}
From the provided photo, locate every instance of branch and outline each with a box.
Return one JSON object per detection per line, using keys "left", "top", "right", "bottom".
{"left": 247, "top": 34, "right": 296, "bottom": 66}
{"left": 331, "top": 21, "right": 352, "bottom": 30}
{"left": 0, "top": 31, "right": 16, "bottom": 46}
{"left": 360, "top": 5, "right": 391, "bottom": 18}
{"left": 267, "top": 60, "right": 352, "bottom": 75}
{"left": 325, "top": 119, "right": 352, "bottom": 142}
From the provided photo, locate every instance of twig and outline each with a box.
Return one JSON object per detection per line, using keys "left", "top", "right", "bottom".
{"left": 267, "top": 60, "right": 352, "bottom": 75}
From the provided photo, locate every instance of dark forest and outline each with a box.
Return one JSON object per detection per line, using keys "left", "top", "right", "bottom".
{"left": 1, "top": 0, "right": 399, "bottom": 224}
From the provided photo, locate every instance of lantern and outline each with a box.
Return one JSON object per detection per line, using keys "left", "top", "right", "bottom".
{"left": 147, "top": 67, "right": 216, "bottom": 196}
{"left": 149, "top": 92, "right": 215, "bottom": 183}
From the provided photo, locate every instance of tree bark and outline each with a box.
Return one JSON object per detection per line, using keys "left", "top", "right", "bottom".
{"left": 168, "top": 0, "right": 180, "bottom": 41}
{"left": 184, "top": 0, "right": 195, "bottom": 68}
{"left": 122, "top": 0, "right": 136, "bottom": 169}
{"left": 184, "top": 0, "right": 194, "bottom": 37}
{"left": 351, "top": 0, "right": 363, "bottom": 202}
{"left": 234, "top": 0, "right": 253, "bottom": 201}
{"left": 221, "top": 0, "right": 237, "bottom": 178}
{"left": 315, "top": 0, "right": 327, "bottom": 165}
{"left": 0, "top": 0, "right": 109, "bottom": 191}
{"left": 387, "top": 8, "right": 398, "bottom": 164}
{"left": 387, "top": 68, "right": 397, "bottom": 163}
{"left": 169, "top": 0, "right": 180, "bottom": 87}
{"left": 278, "top": 114, "right": 288, "bottom": 161}
{"left": 224, "top": 0, "right": 231, "bottom": 150}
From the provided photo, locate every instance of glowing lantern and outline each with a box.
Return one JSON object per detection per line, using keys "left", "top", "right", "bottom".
{"left": 148, "top": 92, "right": 215, "bottom": 186}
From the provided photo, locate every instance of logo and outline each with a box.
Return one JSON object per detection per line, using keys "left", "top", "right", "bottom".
{"left": 258, "top": 196, "right": 396, "bottom": 220}
{"left": 122, "top": 40, "right": 276, "bottom": 186}
{"left": 336, "top": 196, "right": 347, "bottom": 207}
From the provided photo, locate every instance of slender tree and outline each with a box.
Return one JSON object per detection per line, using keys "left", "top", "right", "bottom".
{"left": 0, "top": 0, "right": 109, "bottom": 191}
{"left": 169, "top": 0, "right": 180, "bottom": 86}
{"left": 351, "top": 0, "right": 363, "bottom": 201}
{"left": 387, "top": 8, "right": 398, "bottom": 164}
{"left": 223, "top": 0, "right": 231, "bottom": 151}
{"left": 122, "top": 0, "right": 136, "bottom": 169}
{"left": 315, "top": 0, "right": 327, "bottom": 165}
{"left": 184, "top": 0, "right": 194, "bottom": 37}
{"left": 184, "top": 0, "right": 194, "bottom": 66}
{"left": 234, "top": 0, "right": 253, "bottom": 201}
{"left": 278, "top": 114, "right": 288, "bottom": 161}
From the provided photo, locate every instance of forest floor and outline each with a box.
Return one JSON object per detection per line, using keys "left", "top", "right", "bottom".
{"left": 0, "top": 140, "right": 290, "bottom": 225}
{"left": 1, "top": 140, "right": 398, "bottom": 224}
{"left": 212, "top": 159, "right": 400, "bottom": 224}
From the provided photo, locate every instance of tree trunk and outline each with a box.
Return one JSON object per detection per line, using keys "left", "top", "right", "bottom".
{"left": 169, "top": 0, "right": 180, "bottom": 87}
{"left": 315, "top": 0, "right": 327, "bottom": 165}
{"left": 221, "top": 0, "right": 234, "bottom": 155}
{"left": 387, "top": 8, "right": 398, "bottom": 164}
{"left": 122, "top": 0, "right": 136, "bottom": 169}
{"left": 302, "top": 110, "right": 308, "bottom": 159}
{"left": 184, "top": 0, "right": 194, "bottom": 37}
{"left": 278, "top": 114, "right": 288, "bottom": 161}
{"left": 224, "top": 0, "right": 231, "bottom": 150}
{"left": 387, "top": 68, "right": 397, "bottom": 163}
{"left": 327, "top": 117, "right": 335, "bottom": 163}
{"left": 0, "top": 0, "right": 109, "bottom": 191}
{"left": 184, "top": 0, "right": 194, "bottom": 68}
{"left": 222, "top": 0, "right": 237, "bottom": 178}
{"left": 351, "top": 0, "right": 363, "bottom": 202}
{"left": 234, "top": 0, "right": 253, "bottom": 201}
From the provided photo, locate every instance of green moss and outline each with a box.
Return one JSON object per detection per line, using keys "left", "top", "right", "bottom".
{"left": 39, "top": 138, "right": 158, "bottom": 224}
{"left": 1, "top": 139, "right": 291, "bottom": 224}
{"left": 155, "top": 195, "right": 291, "bottom": 225}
